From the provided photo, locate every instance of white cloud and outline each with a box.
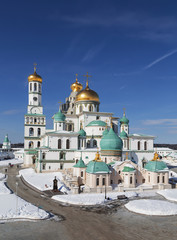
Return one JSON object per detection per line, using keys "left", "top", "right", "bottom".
{"left": 2, "top": 109, "right": 22, "bottom": 115}
{"left": 143, "top": 119, "right": 177, "bottom": 126}
{"left": 82, "top": 43, "right": 105, "bottom": 62}
{"left": 144, "top": 49, "right": 177, "bottom": 70}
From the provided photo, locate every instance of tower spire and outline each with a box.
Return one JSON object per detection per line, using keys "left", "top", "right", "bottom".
{"left": 33, "top": 63, "right": 37, "bottom": 73}
{"left": 123, "top": 107, "right": 126, "bottom": 116}
{"left": 75, "top": 73, "right": 78, "bottom": 83}
{"left": 83, "top": 72, "right": 92, "bottom": 88}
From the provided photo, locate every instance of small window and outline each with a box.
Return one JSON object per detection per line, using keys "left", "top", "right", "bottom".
{"left": 34, "top": 83, "right": 37, "bottom": 91}
{"left": 102, "top": 178, "right": 105, "bottom": 185}
{"left": 96, "top": 178, "right": 99, "bottom": 186}
{"left": 157, "top": 176, "right": 160, "bottom": 183}
{"left": 81, "top": 171, "right": 83, "bottom": 177}
{"left": 137, "top": 141, "right": 140, "bottom": 150}
{"left": 96, "top": 116, "right": 100, "bottom": 120}
{"left": 162, "top": 176, "right": 165, "bottom": 183}
{"left": 130, "top": 176, "right": 132, "bottom": 184}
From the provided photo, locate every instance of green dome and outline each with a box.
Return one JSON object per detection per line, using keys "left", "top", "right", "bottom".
{"left": 145, "top": 160, "right": 168, "bottom": 172}
{"left": 120, "top": 113, "right": 129, "bottom": 125}
{"left": 86, "top": 160, "right": 110, "bottom": 173}
{"left": 87, "top": 120, "right": 106, "bottom": 127}
{"left": 119, "top": 130, "right": 128, "bottom": 138}
{"left": 100, "top": 128, "right": 123, "bottom": 151}
{"left": 4, "top": 134, "right": 9, "bottom": 143}
{"left": 103, "top": 128, "right": 109, "bottom": 136}
{"left": 54, "top": 109, "right": 66, "bottom": 122}
{"left": 78, "top": 129, "right": 86, "bottom": 137}
{"left": 122, "top": 163, "right": 135, "bottom": 172}
{"left": 73, "top": 157, "right": 87, "bottom": 168}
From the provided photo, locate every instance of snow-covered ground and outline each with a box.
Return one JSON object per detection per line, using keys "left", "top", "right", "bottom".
{"left": 125, "top": 199, "right": 177, "bottom": 216}
{"left": 0, "top": 158, "right": 23, "bottom": 167}
{"left": 19, "top": 168, "right": 69, "bottom": 193}
{"left": 52, "top": 191, "right": 137, "bottom": 205}
{"left": 0, "top": 178, "right": 49, "bottom": 221}
{"left": 157, "top": 189, "right": 177, "bottom": 202}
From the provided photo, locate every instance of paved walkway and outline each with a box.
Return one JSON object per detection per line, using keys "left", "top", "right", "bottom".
{"left": 6, "top": 166, "right": 121, "bottom": 240}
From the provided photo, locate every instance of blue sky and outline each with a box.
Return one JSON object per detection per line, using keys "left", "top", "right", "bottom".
{"left": 1, "top": 0, "right": 177, "bottom": 143}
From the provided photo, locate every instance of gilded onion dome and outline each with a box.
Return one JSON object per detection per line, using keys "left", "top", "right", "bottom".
{"left": 70, "top": 74, "right": 83, "bottom": 92}
{"left": 76, "top": 81, "right": 99, "bottom": 102}
{"left": 28, "top": 65, "right": 42, "bottom": 83}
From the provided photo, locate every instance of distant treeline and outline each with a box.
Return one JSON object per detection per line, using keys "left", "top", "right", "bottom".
{"left": 154, "top": 144, "right": 177, "bottom": 150}
{"left": 0, "top": 143, "right": 24, "bottom": 148}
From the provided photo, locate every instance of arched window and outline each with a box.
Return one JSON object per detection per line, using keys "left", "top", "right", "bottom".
{"left": 42, "top": 153, "right": 45, "bottom": 159}
{"left": 26, "top": 117, "right": 29, "bottom": 123}
{"left": 87, "top": 140, "right": 90, "bottom": 148}
{"left": 60, "top": 151, "right": 64, "bottom": 159}
{"left": 58, "top": 139, "right": 61, "bottom": 149}
{"left": 37, "top": 141, "right": 40, "bottom": 148}
{"left": 89, "top": 105, "right": 92, "bottom": 112}
{"left": 30, "top": 83, "right": 32, "bottom": 91}
{"left": 66, "top": 139, "right": 70, "bottom": 149}
{"left": 29, "top": 128, "right": 34, "bottom": 136}
{"left": 34, "top": 83, "right": 37, "bottom": 91}
{"left": 130, "top": 176, "right": 132, "bottom": 184}
{"left": 144, "top": 141, "right": 147, "bottom": 150}
{"left": 68, "top": 124, "right": 72, "bottom": 131}
{"left": 34, "top": 118, "right": 37, "bottom": 124}
{"left": 137, "top": 141, "right": 140, "bottom": 150}
{"left": 162, "top": 176, "right": 165, "bottom": 183}
{"left": 38, "top": 83, "right": 41, "bottom": 93}
{"left": 102, "top": 178, "right": 105, "bottom": 186}
{"left": 81, "top": 171, "right": 83, "bottom": 177}
{"left": 157, "top": 176, "right": 160, "bottom": 183}
{"left": 79, "top": 105, "right": 82, "bottom": 113}
{"left": 29, "top": 141, "right": 33, "bottom": 148}
{"left": 93, "top": 139, "right": 97, "bottom": 147}
{"left": 96, "top": 178, "right": 99, "bottom": 186}
{"left": 37, "top": 128, "right": 41, "bottom": 136}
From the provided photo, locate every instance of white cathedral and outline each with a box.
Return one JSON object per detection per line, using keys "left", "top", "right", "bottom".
{"left": 24, "top": 67, "right": 155, "bottom": 173}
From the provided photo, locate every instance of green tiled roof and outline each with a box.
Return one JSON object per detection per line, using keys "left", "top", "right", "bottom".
{"left": 73, "top": 157, "right": 87, "bottom": 168}
{"left": 122, "top": 166, "right": 135, "bottom": 172}
{"left": 100, "top": 128, "right": 123, "bottom": 150}
{"left": 119, "top": 130, "right": 128, "bottom": 138}
{"left": 87, "top": 120, "right": 106, "bottom": 127}
{"left": 86, "top": 160, "right": 110, "bottom": 173}
{"left": 4, "top": 134, "right": 9, "bottom": 143}
{"left": 103, "top": 128, "right": 109, "bottom": 136}
{"left": 145, "top": 160, "right": 168, "bottom": 172}
{"left": 78, "top": 129, "right": 86, "bottom": 136}
{"left": 54, "top": 109, "right": 66, "bottom": 122}
{"left": 120, "top": 113, "right": 129, "bottom": 125}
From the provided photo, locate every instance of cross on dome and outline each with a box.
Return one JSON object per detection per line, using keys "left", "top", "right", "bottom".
{"left": 33, "top": 63, "right": 37, "bottom": 73}
{"left": 83, "top": 72, "right": 92, "bottom": 87}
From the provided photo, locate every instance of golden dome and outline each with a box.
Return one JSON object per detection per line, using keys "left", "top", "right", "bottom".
{"left": 76, "top": 81, "right": 99, "bottom": 102}
{"left": 70, "top": 74, "right": 83, "bottom": 92}
{"left": 28, "top": 66, "right": 42, "bottom": 83}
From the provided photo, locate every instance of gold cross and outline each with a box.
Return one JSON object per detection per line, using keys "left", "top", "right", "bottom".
{"left": 58, "top": 101, "right": 62, "bottom": 109}
{"left": 83, "top": 72, "right": 92, "bottom": 86}
{"left": 126, "top": 152, "right": 129, "bottom": 160}
{"left": 33, "top": 63, "right": 37, "bottom": 72}
{"left": 75, "top": 73, "right": 78, "bottom": 82}
{"left": 123, "top": 108, "right": 126, "bottom": 115}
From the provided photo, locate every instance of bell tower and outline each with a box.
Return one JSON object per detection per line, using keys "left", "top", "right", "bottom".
{"left": 24, "top": 64, "right": 46, "bottom": 166}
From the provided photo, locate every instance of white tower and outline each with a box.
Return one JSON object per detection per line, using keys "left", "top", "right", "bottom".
{"left": 24, "top": 65, "right": 46, "bottom": 166}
